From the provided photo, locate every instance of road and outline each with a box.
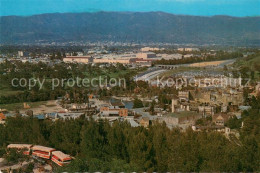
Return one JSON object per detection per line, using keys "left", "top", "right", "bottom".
{"left": 134, "top": 69, "right": 167, "bottom": 82}
{"left": 0, "top": 160, "right": 32, "bottom": 171}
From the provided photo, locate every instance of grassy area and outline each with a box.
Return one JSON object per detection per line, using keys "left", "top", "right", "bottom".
{"left": 109, "top": 69, "right": 132, "bottom": 78}
{"left": 233, "top": 55, "right": 260, "bottom": 80}
{"left": 234, "top": 55, "right": 260, "bottom": 71}
{"left": 0, "top": 101, "right": 47, "bottom": 111}
{"left": 0, "top": 83, "right": 23, "bottom": 97}
{"left": 0, "top": 89, "right": 22, "bottom": 97}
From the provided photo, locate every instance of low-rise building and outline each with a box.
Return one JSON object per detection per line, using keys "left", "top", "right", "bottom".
{"left": 141, "top": 47, "right": 164, "bottom": 52}
{"left": 100, "top": 106, "right": 128, "bottom": 117}
{"left": 178, "top": 91, "right": 190, "bottom": 102}
{"left": 63, "top": 56, "right": 93, "bottom": 63}
{"left": 51, "top": 151, "right": 72, "bottom": 167}
{"left": 212, "top": 113, "right": 232, "bottom": 126}
{"left": 136, "top": 52, "right": 157, "bottom": 59}
{"left": 93, "top": 58, "right": 134, "bottom": 64}
{"left": 198, "top": 105, "right": 215, "bottom": 117}
{"left": 162, "top": 111, "right": 202, "bottom": 127}
{"left": 139, "top": 117, "right": 150, "bottom": 127}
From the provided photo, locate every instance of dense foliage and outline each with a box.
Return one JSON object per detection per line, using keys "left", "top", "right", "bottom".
{"left": 133, "top": 98, "right": 144, "bottom": 108}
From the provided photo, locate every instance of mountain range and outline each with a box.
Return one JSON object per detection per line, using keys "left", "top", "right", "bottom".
{"left": 0, "top": 12, "right": 260, "bottom": 45}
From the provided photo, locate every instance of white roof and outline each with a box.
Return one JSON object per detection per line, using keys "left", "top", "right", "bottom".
{"left": 52, "top": 151, "right": 71, "bottom": 160}
{"left": 32, "top": 145, "right": 55, "bottom": 152}
{"left": 7, "top": 144, "right": 32, "bottom": 149}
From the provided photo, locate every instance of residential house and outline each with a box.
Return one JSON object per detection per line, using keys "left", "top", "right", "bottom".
{"left": 212, "top": 113, "right": 233, "bottom": 126}
{"left": 198, "top": 105, "right": 215, "bottom": 117}
{"left": 178, "top": 91, "right": 190, "bottom": 102}
{"left": 139, "top": 117, "right": 150, "bottom": 127}
{"left": 100, "top": 106, "right": 128, "bottom": 117}
{"left": 110, "top": 101, "right": 125, "bottom": 108}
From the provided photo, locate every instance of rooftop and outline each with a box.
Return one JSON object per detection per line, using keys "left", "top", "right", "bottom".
{"left": 167, "top": 111, "right": 199, "bottom": 118}
{"left": 52, "top": 151, "right": 71, "bottom": 161}
{"left": 8, "top": 144, "right": 32, "bottom": 149}
{"left": 32, "top": 145, "right": 56, "bottom": 152}
{"left": 110, "top": 101, "right": 125, "bottom": 107}
{"left": 64, "top": 56, "right": 92, "bottom": 59}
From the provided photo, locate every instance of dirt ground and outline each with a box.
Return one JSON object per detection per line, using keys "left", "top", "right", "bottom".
{"left": 20, "top": 100, "right": 65, "bottom": 115}
{"left": 188, "top": 60, "right": 226, "bottom": 67}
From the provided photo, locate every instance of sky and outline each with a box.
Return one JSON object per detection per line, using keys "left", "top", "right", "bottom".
{"left": 0, "top": 0, "right": 260, "bottom": 17}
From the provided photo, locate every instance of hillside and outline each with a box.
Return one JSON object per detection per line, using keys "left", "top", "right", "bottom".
{"left": 0, "top": 12, "right": 260, "bottom": 45}
{"left": 234, "top": 54, "right": 260, "bottom": 71}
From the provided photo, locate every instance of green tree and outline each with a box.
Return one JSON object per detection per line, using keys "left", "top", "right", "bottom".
{"left": 133, "top": 98, "right": 143, "bottom": 108}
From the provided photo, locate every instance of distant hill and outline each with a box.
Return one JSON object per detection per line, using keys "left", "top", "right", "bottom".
{"left": 0, "top": 12, "right": 260, "bottom": 45}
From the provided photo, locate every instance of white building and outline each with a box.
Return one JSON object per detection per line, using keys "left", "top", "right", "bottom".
{"left": 63, "top": 56, "right": 93, "bottom": 63}
{"left": 18, "top": 51, "right": 24, "bottom": 57}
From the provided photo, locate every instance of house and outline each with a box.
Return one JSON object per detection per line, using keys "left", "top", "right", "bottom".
{"left": 178, "top": 91, "right": 190, "bottom": 102}
{"left": 172, "top": 97, "right": 191, "bottom": 113}
{"left": 100, "top": 106, "right": 128, "bottom": 117}
{"left": 51, "top": 151, "right": 72, "bottom": 166}
{"left": 139, "top": 117, "right": 150, "bottom": 127}
{"left": 110, "top": 101, "right": 125, "bottom": 108}
{"left": 212, "top": 113, "right": 233, "bottom": 126}
{"left": 0, "top": 112, "right": 6, "bottom": 124}
{"left": 162, "top": 111, "right": 202, "bottom": 126}
{"left": 198, "top": 105, "right": 215, "bottom": 117}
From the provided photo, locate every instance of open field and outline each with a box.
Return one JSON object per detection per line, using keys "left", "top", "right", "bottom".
{"left": 0, "top": 100, "right": 65, "bottom": 114}
{"left": 19, "top": 100, "right": 65, "bottom": 115}
{"left": 234, "top": 55, "right": 260, "bottom": 80}
{"left": 189, "top": 60, "right": 225, "bottom": 67}
{"left": 234, "top": 55, "right": 260, "bottom": 71}
{"left": 0, "top": 83, "right": 22, "bottom": 97}
{"left": 0, "top": 101, "right": 48, "bottom": 112}
{"left": 188, "top": 59, "right": 235, "bottom": 67}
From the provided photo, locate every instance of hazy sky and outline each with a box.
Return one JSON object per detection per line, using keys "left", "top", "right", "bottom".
{"left": 1, "top": 0, "right": 260, "bottom": 17}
